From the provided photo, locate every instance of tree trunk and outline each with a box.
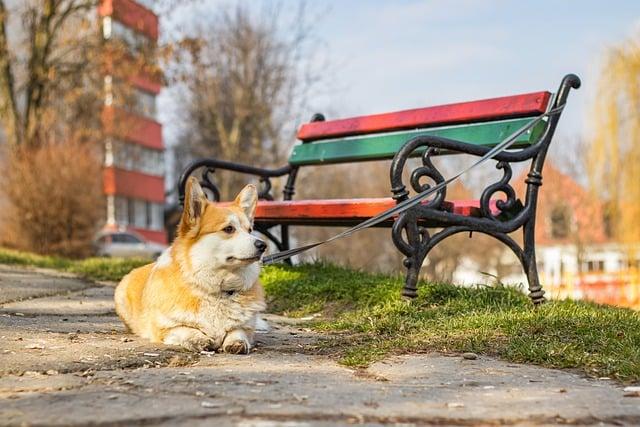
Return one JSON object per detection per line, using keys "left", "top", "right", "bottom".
{"left": 23, "top": 0, "right": 57, "bottom": 147}
{"left": 0, "top": 0, "right": 22, "bottom": 147}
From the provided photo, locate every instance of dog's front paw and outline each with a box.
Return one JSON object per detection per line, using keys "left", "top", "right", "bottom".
{"left": 222, "top": 329, "right": 252, "bottom": 354}
{"left": 223, "top": 339, "right": 249, "bottom": 354}
{"left": 163, "top": 327, "right": 221, "bottom": 352}
{"left": 183, "top": 335, "right": 219, "bottom": 352}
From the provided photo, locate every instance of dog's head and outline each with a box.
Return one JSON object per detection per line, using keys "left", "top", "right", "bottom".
{"left": 177, "top": 177, "right": 266, "bottom": 287}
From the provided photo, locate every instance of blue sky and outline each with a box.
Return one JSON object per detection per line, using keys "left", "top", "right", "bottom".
{"left": 161, "top": 1, "right": 640, "bottom": 158}
{"left": 302, "top": 0, "right": 640, "bottom": 140}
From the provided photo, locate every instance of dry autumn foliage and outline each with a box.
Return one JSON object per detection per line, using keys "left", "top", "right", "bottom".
{"left": 0, "top": 140, "right": 104, "bottom": 257}
{"left": 588, "top": 37, "right": 640, "bottom": 246}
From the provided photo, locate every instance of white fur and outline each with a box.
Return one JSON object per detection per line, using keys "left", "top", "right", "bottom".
{"left": 255, "top": 316, "right": 270, "bottom": 333}
{"left": 188, "top": 213, "right": 262, "bottom": 291}
{"left": 163, "top": 326, "right": 220, "bottom": 351}
{"left": 163, "top": 326, "right": 206, "bottom": 346}
{"left": 222, "top": 329, "right": 251, "bottom": 351}
{"left": 155, "top": 247, "right": 173, "bottom": 268}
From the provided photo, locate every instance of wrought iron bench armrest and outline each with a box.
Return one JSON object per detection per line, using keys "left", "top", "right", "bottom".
{"left": 178, "top": 158, "right": 293, "bottom": 204}
{"left": 401, "top": 134, "right": 545, "bottom": 164}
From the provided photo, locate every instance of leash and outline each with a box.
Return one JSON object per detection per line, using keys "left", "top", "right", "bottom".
{"left": 261, "top": 103, "right": 564, "bottom": 265}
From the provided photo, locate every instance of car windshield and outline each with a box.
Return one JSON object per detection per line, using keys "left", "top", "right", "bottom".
{"left": 112, "top": 233, "right": 142, "bottom": 244}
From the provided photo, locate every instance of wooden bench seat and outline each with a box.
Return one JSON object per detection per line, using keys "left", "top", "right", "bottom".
{"left": 215, "top": 199, "right": 500, "bottom": 226}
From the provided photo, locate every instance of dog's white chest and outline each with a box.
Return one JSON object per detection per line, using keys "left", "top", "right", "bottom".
{"left": 193, "top": 297, "right": 255, "bottom": 336}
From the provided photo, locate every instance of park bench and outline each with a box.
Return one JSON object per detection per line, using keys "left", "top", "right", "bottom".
{"left": 179, "top": 74, "right": 580, "bottom": 304}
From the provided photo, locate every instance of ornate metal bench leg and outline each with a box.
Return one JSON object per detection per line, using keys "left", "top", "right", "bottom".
{"left": 523, "top": 220, "right": 545, "bottom": 305}
{"left": 390, "top": 144, "right": 445, "bottom": 299}
{"left": 392, "top": 213, "right": 429, "bottom": 299}
{"left": 402, "top": 258, "right": 420, "bottom": 298}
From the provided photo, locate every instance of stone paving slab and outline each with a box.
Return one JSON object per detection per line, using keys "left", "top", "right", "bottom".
{"left": 1, "top": 265, "right": 640, "bottom": 426}
{"left": 0, "top": 266, "right": 93, "bottom": 304}
{"left": 1, "top": 285, "right": 116, "bottom": 316}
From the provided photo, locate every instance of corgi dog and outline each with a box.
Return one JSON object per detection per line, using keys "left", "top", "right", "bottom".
{"left": 114, "top": 177, "right": 267, "bottom": 354}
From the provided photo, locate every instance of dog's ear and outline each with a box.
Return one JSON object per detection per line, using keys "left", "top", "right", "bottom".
{"left": 234, "top": 184, "right": 258, "bottom": 223}
{"left": 179, "top": 177, "right": 208, "bottom": 236}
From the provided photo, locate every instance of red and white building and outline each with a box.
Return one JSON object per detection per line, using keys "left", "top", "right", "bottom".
{"left": 98, "top": 0, "right": 166, "bottom": 244}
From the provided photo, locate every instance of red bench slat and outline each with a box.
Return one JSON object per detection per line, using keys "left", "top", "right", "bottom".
{"left": 214, "top": 198, "right": 499, "bottom": 223}
{"left": 297, "top": 91, "right": 551, "bottom": 141}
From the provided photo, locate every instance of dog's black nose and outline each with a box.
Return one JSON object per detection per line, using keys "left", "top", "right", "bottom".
{"left": 254, "top": 239, "right": 267, "bottom": 252}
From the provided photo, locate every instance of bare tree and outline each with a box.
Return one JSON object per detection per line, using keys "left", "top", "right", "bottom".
{"left": 0, "top": 0, "right": 103, "bottom": 148}
{"left": 168, "top": 2, "right": 318, "bottom": 199}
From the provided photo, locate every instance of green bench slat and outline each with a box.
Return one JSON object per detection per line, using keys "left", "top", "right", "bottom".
{"left": 288, "top": 117, "right": 546, "bottom": 166}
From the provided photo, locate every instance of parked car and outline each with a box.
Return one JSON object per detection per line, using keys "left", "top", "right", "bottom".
{"left": 94, "top": 231, "right": 167, "bottom": 259}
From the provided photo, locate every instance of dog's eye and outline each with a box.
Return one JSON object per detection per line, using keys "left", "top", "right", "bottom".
{"left": 223, "top": 225, "right": 235, "bottom": 234}
{"left": 248, "top": 227, "right": 252, "bottom": 233}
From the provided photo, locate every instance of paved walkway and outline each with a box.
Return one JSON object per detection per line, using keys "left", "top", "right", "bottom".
{"left": 1, "top": 264, "right": 639, "bottom": 426}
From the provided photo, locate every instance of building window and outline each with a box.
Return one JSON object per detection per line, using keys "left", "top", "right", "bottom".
{"left": 131, "top": 88, "right": 156, "bottom": 119}
{"left": 105, "top": 19, "right": 154, "bottom": 53}
{"left": 550, "top": 205, "right": 571, "bottom": 239}
{"left": 113, "top": 196, "right": 164, "bottom": 231}
{"left": 150, "top": 203, "right": 164, "bottom": 230}
{"left": 134, "top": 199, "right": 147, "bottom": 228}
{"left": 127, "top": 198, "right": 136, "bottom": 226}
{"left": 583, "top": 260, "right": 605, "bottom": 273}
{"left": 105, "top": 75, "right": 157, "bottom": 120}
{"left": 115, "top": 197, "right": 128, "bottom": 225}
{"left": 111, "top": 140, "right": 164, "bottom": 176}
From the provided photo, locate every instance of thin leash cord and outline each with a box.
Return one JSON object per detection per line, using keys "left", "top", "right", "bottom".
{"left": 261, "top": 103, "right": 564, "bottom": 265}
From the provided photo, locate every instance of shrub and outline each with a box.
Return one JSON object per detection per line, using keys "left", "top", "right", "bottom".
{"left": 0, "top": 140, "right": 104, "bottom": 258}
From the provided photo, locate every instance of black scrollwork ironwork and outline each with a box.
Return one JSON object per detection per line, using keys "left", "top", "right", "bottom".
{"left": 389, "top": 74, "right": 581, "bottom": 304}
{"left": 480, "top": 161, "right": 517, "bottom": 220}
{"left": 408, "top": 148, "right": 446, "bottom": 210}
{"left": 390, "top": 147, "right": 446, "bottom": 298}
{"left": 258, "top": 177, "right": 274, "bottom": 201}
{"left": 200, "top": 167, "right": 221, "bottom": 202}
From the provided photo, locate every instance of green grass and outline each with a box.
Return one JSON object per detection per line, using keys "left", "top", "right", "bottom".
{"left": 0, "top": 247, "right": 149, "bottom": 281}
{"left": 261, "top": 263, "right": 640, "bottom": 382}
{"left": 3, "top": 247, "right": 639, "bottom": 382}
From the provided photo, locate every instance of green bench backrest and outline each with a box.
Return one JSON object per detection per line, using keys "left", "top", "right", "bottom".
{"left": 288, "top": 117, "right": 547, "bottom": 166}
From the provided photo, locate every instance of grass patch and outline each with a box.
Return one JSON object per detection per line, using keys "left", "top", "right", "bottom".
{"left": 0, "top": 247, "right": 149, "bottom": 282}
{"left": 3, "top": 248, "right": 639, "bottom": 381}
{"left": 262, "top": 262, "right": 640, "bottom": 382}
